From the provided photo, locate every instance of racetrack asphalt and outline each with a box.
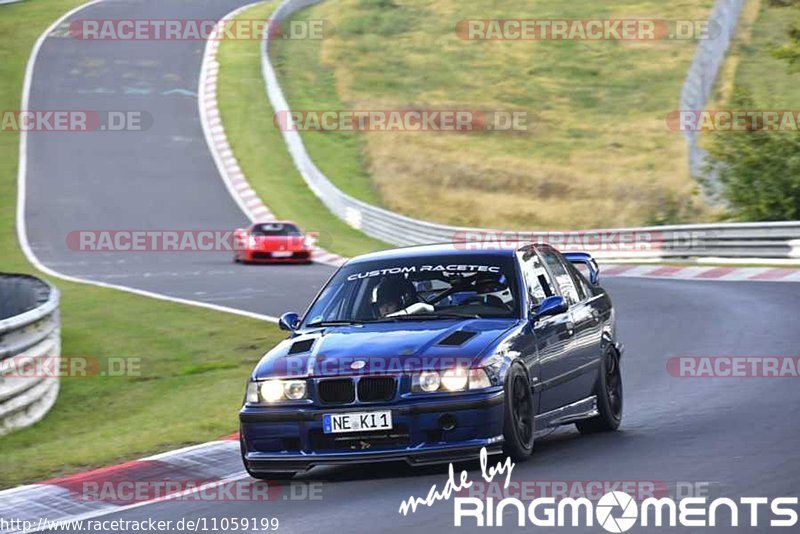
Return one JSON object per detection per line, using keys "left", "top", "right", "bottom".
{"left": 35, "top": 277, "right": 800, "bottom": 534}
{"left": 23, "top": 0, "right": 335, "bottom": 319}
{"left": 20, "top": 1, "right": 800, "bottom": 532}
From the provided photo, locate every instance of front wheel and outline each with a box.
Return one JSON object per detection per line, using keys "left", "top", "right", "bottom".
{"left": 576, "top": 347, "right": 623, "bottom": 433}
{"left": 502, "top": 364, "right": 535, "bottom": 461}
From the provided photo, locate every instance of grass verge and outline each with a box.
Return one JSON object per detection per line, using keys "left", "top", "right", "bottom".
{"left": 0, "top": 0, "right": 286, "bottom": 488}
{"left": 271, "top": 0, "right": 719, "bottom": 230}
{"left": 720, "top": 0, "right": 800, "bottom": 108}
{"left": 216, "top": 2, "right": 388, "bottom": 257}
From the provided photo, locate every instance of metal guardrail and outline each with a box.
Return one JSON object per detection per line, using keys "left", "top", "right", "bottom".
{"left": 0, "top": 274, "right": 60, "bottom": 436}
{"left": 261, "top": 0, "right": 800, "bottom": 263}
{"left": 680, "top": 0, "right": 745, "bottom": 198}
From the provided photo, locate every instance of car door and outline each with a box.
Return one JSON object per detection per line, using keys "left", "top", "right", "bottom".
{"left": 516, "top": 247, "right": 575, "bottom": 413}
{"left": 535, "top": 246, "right": 587, "bottom": 411}
{"left": 561, "top": 253, "right": 605, "bottom": 401}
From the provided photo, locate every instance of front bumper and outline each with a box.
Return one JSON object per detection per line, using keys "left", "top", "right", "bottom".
{"left": 238, "top": 249, "right": 312, "bottom": 263}
{"left": 239, "top": 390, "right": 505, "bottom": 473}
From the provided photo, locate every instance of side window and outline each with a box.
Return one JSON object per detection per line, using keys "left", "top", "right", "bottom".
{"left": 516, "top": 249, "right": 554, "bottom": 306}
{"left": 539, "top": 249, "right": 580, "bottom": 305}
{"left": 566, "top": 262, "right": 592, "bottom": 301}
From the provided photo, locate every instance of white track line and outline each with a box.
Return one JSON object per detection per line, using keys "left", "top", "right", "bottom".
{"left": 197, "top": 2, "right": 346, "bottom": 268}
{"left": 15, "top": 0, "right": 278, "bottom": 323}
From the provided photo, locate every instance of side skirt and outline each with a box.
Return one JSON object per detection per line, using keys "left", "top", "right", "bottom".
{"left": 534, "top": 395, "right": 598, "bottom": 432}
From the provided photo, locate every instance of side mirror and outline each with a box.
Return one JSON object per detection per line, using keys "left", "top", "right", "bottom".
{"left": 532, "top": 296, "right": 568, "bottom": 320}
{"left": 278, "top": 312, "right": 300, "bottom": 332}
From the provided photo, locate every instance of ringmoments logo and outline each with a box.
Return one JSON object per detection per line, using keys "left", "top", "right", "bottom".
{"left": 595, "top": 491, "right": 638, "bottom": 532}
{"left": 452, "top": 491, "right": 799, "bottom": 529}
{"left": 397, "top": 448, "right": 799, "bottom": 530}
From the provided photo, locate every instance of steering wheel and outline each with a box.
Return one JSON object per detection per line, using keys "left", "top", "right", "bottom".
{"left": 461, "top": 295, "right": 487, "bottom": 306}
{"left": 460, "top": 295, "right": 512, "bottom": 312}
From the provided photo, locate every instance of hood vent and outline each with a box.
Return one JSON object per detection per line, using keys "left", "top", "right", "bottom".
{"left": 288, "top": 338, "right": 315, "bottom": 355}
{"left": 438, "top": 330, "right": 477, "bottom": 347}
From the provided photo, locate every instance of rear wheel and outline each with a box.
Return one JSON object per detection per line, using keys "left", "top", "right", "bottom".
{"left": 576, "top": 347, "right": 623, "bottom": 433}
{"left": 502, "top": 364, "right": 535, "bottom": 461}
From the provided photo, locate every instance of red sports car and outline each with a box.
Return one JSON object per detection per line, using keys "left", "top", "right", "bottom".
{"left": 233, "top": 221, "right": 313, "bottom": 264}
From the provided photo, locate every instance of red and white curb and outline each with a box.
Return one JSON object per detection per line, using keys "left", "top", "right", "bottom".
{"left": 602, "top": 264, "right": 800, "bottom": 282}
{"left": 0, "top": 435, "right": 244, "bottom": 534}
{"left": 198, "top": 5, "right": 345, "bottom": 268}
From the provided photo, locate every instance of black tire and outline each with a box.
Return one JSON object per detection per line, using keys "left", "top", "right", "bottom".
{"left": 576, "top": 347, "right": 623, "bottom": 433}
{"left": 502, "top": 364, "right": 535, "bottom": 461}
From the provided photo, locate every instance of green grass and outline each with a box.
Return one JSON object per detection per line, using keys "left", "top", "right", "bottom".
{"left": 726, "top": 0, "right": 800, "bottom": 107}
{"left": 271, "top": 0, "right": 718, "bottom": 230}
{"left": 270, "top": 16, "right": 381, "bottom": 206}
{"left": 216, "top": 2, "right": 388, "bottom": 257}
{"left": 0, "top": 0, "right": 287, "bottom": 488}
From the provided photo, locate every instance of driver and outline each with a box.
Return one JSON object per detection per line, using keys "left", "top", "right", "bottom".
{"left": 371, "top": 277, "right": 417, "bottom": 317}
{"left": 471, "top": 274, "right": 511, "bottom": 308}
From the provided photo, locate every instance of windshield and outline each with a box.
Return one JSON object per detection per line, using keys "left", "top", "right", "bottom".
{"left": 302, "top": 254, "right": 520, "bottom": 326}
{"left": 252, "top": 223, "right": 301, "bottom": 236}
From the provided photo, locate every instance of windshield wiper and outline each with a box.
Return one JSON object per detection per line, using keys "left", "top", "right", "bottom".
{"left": 305, "top": 319, "right": 366, "bottom": 327}
{"left": 382, "top": 312, "right": 481, "bottom": 321}
{"left": 307, "top": 314, "right": 483, "bottom": 327}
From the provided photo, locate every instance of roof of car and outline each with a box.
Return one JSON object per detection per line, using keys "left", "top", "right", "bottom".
{"left": 347, "top": 243, "right": 529, "bottom": 264}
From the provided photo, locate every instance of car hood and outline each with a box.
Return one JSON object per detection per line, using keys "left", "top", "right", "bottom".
{"left": 253, "top": 319, "right": 518, "bottom": 379}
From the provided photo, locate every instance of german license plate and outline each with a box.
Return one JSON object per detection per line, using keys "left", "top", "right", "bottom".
{"left": 271, "top": 251, "right": 293, "bottom": 258}
{"left": 323, "top": 411, "right": 392, "bottom": 434}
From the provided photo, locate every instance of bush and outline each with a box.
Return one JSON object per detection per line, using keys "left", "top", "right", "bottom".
{"left": 769, "top": 0, "right": 800, "bottom": 70}
{"left": 706, "top": 92, "right": 800, "bottom": 221}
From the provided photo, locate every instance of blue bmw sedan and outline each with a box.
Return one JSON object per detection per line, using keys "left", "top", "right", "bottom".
{"left": 239, "top": 243, "right": 623, "bottom": 478}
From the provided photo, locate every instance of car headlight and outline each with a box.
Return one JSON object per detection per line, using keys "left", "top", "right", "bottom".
{"left": 412, "top": 368, "right": 492, "bottom": 393}
{"left": 246, "top": 379, "right": 307, "bottom": 403}
{"left": 261, "top": 380, "right": 285, "bottom": 402}
{"left": 418, "top": 370, "right": 441, "bottom": 392}
{"left": 441, "top": 368, "right": 468, "bottom": 391}
{"left": 247, "top": 236, "right": 257, "bottom": 248}
{"left": 467, "top": 368, "right": 492, "bottom": 389}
